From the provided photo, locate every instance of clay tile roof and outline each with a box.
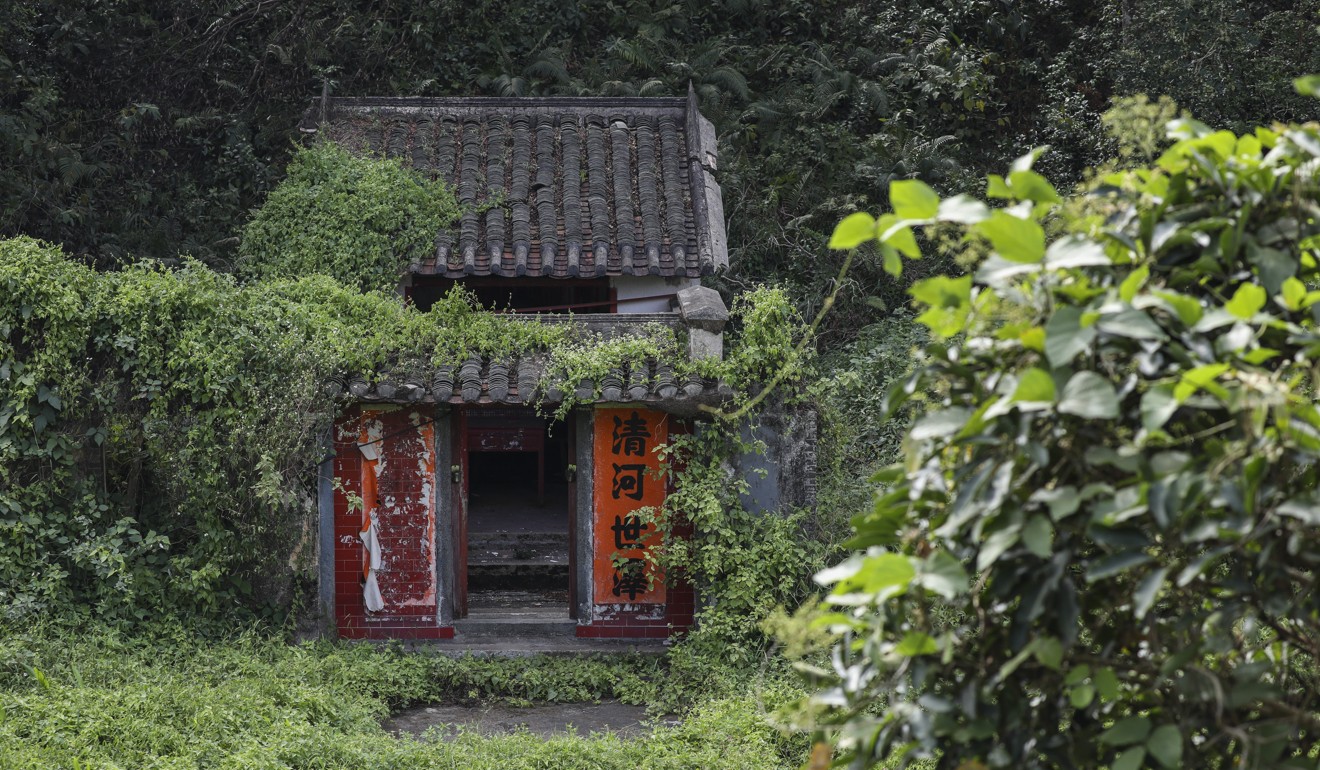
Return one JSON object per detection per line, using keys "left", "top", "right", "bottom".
{"left": 302, "top": 89, "right": 727, "bottom": 280}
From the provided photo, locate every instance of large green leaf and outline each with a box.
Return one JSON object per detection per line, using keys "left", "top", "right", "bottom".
{"left": 1070, "top": 683, "right": 1096, "bottom": 708}
{"left": 1008, "top": 169, "right": 1061, "bottom": 203}
{"left": 915, "top": 550, "right": 969, "bottom": 599}
{"left": 977, "top": 211, "right": 1045, "bottom": 263}
{"left": 1101, "top": 716, "right": 1153, "bottom": 746}
{"left": 1174, "top": 363, "right": 1229, "bottom": 402}
{"left": 1011, "top": 367, "right": 1056, "bottom": 407}
{"left": 1058, "top": 371, "right": 1119, "bottom": 419}
{"left": 976, "top": 255, "right": 1042, "bottom": 286}
{"left": 1010, "top": 146, "right": 1050, "bottom": 172}
{"left": 1044, "top": 235, "right": 1109, "bottom": 269}
{"left": 877, "top": 214, "right": 921, "bottom": 258}
{"left": 910, "top": 275, "right": 973, "bottom": 337}
{"left": 1033, "top": 637, "right": 1063, "bottom": 670}
{"left": 910, "top": 407, "right": 972, "bottom": 440}
{"left": 881, "top": 245, "right": 903, "bottom": 277}
{"left": 1087, "top": 551, "right": 1152, "bottom": 582}
{"left": 1022, "top": 514, "right": 1054, "bottom": 558}
{"left": 1295, "top": 74, "right": 1320, "bottom": 96}
{"left": 890, "top": 179, "right": 940, "bottom": 220}
{"left": 977, "top": 525, "right": 1022, "bottom": 570}
{"left": 1096, "top": 308, "right": 1166, "bottom": 340}
{"left": 849, "top": 553, "right": 916, "bottom": 597}
{"left": 1095, "top": 667, "right": 1121, "bottom": 701}
{"left": 1147, "top": 725, "right": 1183, "bottom": 768}
{"left": 1132, "top": 567, "right": 1167, "bottom": 619}
{"left": 1225, "top": 283, "right": 1266, "bottom": 319}
{"left": 814, "top": 554, "right": 863, "bottom": 586}
{"left": 1113, "top": 747, "right": 1147, "bottom": 770}
{"left": 937, "top": 194, "right": 989, "bottom": 224}
{"left": 828, "top": 212, "right": 876, "bottom": 249}
{"left": 895, "top": 631, "right": 938, "bottom": 656}
{"left": 1045, "top": 306, "right": 1097, "bottom": 368}
{"left": 1140, "top": 386, "right": 1178, "bottom": 431}
{"left": 1279, "top": 276, "right": 1308, "bottom": 310}
{"left": 1155, "top": 290, "right": 1204, "bottom": 327}
{"left": 1032, "top": 485, "right": 1087, "bottom": 521}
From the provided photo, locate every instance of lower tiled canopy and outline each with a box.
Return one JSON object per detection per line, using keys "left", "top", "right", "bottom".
{"left": 325, "top": 355, "right": 731, "bottom": 410}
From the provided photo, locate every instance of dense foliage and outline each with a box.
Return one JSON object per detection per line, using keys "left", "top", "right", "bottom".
{"left": 0, "top": 625, "right": 807, "bottom": 768}
{"left": 3, "top": 0, "right": 1316, "bottom": 323}
{"left": 803, "top": 100, "right": 1320, "bottom": 767}
{"left": 6, "top": 3, "right": 1320, "bottom": 763}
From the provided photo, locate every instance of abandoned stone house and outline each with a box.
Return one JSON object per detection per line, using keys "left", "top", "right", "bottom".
{"left": 306, "top": 91, "right": 811, "bottom": 642}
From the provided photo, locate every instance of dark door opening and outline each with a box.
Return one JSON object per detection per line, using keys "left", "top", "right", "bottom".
{"left": 464, "top": 409, "right": 573, "bottom": 617}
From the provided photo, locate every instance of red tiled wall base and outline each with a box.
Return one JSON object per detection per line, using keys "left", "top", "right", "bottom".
{"left": 577, "top": 623, "right": 670, "bottom": 639}
{"left": 337, "top": 619, "right": 455, "bottom": 641}
{"left": 666, "top": 578, "right": 696, "bottom": 631}
{"left": 576, "top": 579, "right": 696, "bottom": 639}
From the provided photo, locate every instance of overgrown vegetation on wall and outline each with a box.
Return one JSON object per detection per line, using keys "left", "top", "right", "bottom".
{"left": 0, "top": 235, "right": 546, "bottom": 625}
{"left": 799, "top": 87, "right": 1320, "bottom": 767}
{"left": 0, "top": 140, "right": 816, "bottom": 644}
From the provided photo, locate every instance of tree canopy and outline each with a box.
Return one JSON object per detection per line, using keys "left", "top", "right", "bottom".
{"left": 3, "top": 0, "right": 1316, "bottom": 324}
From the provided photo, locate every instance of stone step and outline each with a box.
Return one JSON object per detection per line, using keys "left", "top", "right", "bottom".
{"left": 467, "top": 530, "right": 569, "bottom": 546}
{"left": 425, "top": 638, "right": 669, "bottom": 657}
{"left": 467, "top": 546, "right": 569, "bottom": 564}
{"left": 453, "top": 606, "right": 576, "bottom": 636}
{"left": 468, "top": 530, "right": 569, "bottom": 567}
{"left": 468, "top": 557, "right": 569, "bottom": 569}
{"left": 467, "top": 567, "right": 569, "bottom": 592}
{"left": 468, "top": 588, "right": 568, "bottom": 609}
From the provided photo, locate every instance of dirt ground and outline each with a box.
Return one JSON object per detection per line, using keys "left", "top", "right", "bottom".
{"left": 383, "top": 700, "right": 681, "bottom": 740}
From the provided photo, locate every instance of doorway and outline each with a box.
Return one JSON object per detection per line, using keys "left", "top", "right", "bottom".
{"left": 453, "top": 407, "right": 576, "bottom": 621}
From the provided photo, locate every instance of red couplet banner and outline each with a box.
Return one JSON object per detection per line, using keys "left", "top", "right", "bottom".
{"left": 592, "top": 407, "right": 669, "bottom": 604}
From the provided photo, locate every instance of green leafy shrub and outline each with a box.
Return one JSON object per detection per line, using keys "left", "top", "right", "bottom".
{"left": 238, "top": 142, "right": 459, "bottom": 292}
{"left": 0, "top": 229, "right": 807, "bottom": 632}
{"left": 801, "top": 104, "right": 1320, "bottom": 767}
{"left": 814, "top": 312, "right": 927, "bottom": 534}
{"left": 0, "top": 625, "right": 803, "bottom": 770}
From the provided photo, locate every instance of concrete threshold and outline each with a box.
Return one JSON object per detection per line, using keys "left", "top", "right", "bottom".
{"left": 423, "top": 634, "right": 671, "bottom": 658}
{"left": 355, "top": 628, "right": 671, "bottom": 657}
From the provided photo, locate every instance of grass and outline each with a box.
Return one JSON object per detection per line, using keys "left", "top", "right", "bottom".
{"left": 0, "top": 623, "right": 809, "bottom": 770}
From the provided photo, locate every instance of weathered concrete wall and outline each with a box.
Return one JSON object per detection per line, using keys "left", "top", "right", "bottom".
{"left": 737, "top": 401, "right": 818, "bottom": 515}
{"left": 611, "top": 275, "right": 696, "bottom": 313}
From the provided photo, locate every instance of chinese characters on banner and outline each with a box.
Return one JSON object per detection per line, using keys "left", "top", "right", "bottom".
{"left": 593, "top": 408, "right": 668, "bottom": 604}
